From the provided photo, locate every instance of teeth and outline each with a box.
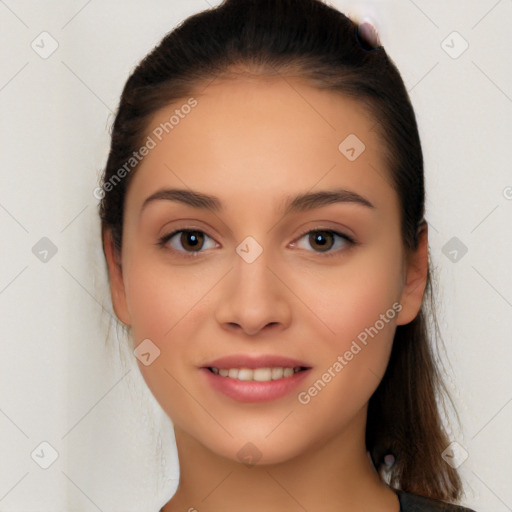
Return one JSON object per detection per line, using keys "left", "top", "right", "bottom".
{"left": 271, "top": 367, "right": 284, "bottom": 380}
{"left": 211, "top": 366, "right": 302, "bottom": 381}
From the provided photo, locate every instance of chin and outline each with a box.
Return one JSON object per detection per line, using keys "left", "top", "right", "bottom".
{"left": 203, "top": 434, "right": 307, "bottom": 468}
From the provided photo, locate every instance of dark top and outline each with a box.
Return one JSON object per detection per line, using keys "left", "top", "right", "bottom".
{"left": 396, "top": 490, "right": 477, "bottom": 511}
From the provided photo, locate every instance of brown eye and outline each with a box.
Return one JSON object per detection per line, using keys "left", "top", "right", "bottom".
{"left": 179, "top": 230, "right": 205, "bottom": 251}
{"left": 292, "top": 229, "right": 355, "bottom": 257}
{"left": 159, "top": 229, "right": 217, "bottom": 256}
{"left": 308, "top": 231, "right": 335, "bottom": 252}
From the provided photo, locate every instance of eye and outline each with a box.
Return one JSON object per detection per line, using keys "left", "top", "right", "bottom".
{"left": 157, "top": 227, "right": 355, "bottom": 258}
{"left": 158, "top": 229, "right": 217, "bottom": 256}
{"left": 291, "top": 229, "right": 355, "bottom": 256}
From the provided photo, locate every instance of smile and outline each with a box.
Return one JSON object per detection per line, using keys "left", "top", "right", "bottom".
{"left": 208, "top": 366, "right": 305, "bottom": 382}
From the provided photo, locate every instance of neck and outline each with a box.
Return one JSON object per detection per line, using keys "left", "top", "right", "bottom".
{"left": 162, "top": 408, "right": 399, "bottom": 512}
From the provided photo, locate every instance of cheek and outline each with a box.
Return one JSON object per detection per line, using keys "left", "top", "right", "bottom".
{"left": 124, "top": 270, "right": 174, "bottom": 341}
{"left": 288, "top": 247, "right": 403, "bottom": 343}
{"left": 286, "top": 244, "right": 403, "bottom": 397}
{"left": 123, "top": 251, "right": 210, "bottom": 341}
{"left": 122, "top": 255, "right": 208, "bottom": 423}
{"left": 293, "top": 271, "right": 400, "bottom": 423}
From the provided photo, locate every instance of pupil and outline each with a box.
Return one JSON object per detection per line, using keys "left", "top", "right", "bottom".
{"left": 182, "top": 231, "right": 203, "bottom": 251}
{"left": 310, "top": 231, "right": 332, "bottom": 252}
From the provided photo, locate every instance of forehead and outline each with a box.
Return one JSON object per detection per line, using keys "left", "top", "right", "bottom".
{"left": 166, "top": 74, "right": 379, "bottom": 148}
{"left": 125, "top": 75, "right": 394, "bottom": 215}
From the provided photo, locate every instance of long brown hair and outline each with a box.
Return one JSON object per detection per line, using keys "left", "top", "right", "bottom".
{"left": 99, "top": 0, "right": 463, "bottom": 502}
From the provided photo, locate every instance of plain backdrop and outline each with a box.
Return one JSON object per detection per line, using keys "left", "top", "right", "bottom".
{"left": 0, "top": 0, "right": 511, "bottom": 510}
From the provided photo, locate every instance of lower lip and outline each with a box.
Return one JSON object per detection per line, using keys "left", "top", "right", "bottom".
{"left": 200, "top": 368, "right": 311, "bottom": 403}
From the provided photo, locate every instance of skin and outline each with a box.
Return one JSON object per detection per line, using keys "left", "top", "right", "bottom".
{"left": 104, "top": 73, "right": 428, "bottom": 512}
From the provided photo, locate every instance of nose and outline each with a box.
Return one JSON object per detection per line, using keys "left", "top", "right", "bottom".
{"left": 214, "top": 249, "right": 292, "bottom": 337}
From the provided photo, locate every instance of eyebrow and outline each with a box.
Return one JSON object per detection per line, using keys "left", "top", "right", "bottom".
{"left": 139, "top": 187, "right": 375, "bottom": 217}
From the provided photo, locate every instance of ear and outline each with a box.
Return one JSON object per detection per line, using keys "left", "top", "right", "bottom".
{"left": 103, "top": 229, "right": 131, "bottom": 326}
{"left": 395, "top": 222, "right": 429, "bottom": 326}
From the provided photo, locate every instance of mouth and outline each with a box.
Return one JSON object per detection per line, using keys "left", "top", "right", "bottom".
{"left": 205, "top": 366, "right": 310, "bottom": 382}
{"left": 200, "top": 357, "right": 312, "bottom": 402}
{"left": 200, "top": 354, "right": 312, "bottom": 402}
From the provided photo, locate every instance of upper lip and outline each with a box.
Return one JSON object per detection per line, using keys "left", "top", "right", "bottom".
{"left": 202, "top": 354, "right": 311, "bottom": 370}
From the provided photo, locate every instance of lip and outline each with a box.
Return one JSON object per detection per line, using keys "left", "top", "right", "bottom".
{"left": 200, "top": 366, "right": 312, "bottom": 402}
{"left": 201, "top": 353, "right": 311, "bottom": 370}
{"left": 200, "top": 353, "right": 312, "bottom": 403}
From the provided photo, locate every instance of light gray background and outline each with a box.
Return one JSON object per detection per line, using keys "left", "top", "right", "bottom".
{"left": 0, "top": 0, "right": 511, "bottom": 510}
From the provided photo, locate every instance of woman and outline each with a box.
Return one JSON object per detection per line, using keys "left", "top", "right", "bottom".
{"left": 98, "top": 0, "right": 477, "bottom": 510}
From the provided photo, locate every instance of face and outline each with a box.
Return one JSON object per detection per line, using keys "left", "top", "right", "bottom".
{"left": 105, "top": 74, "right": 427, "bottom": 465}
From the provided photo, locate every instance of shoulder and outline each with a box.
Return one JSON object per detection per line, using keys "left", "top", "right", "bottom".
{"left": 395, "top": 489, "right": 477, "bottom": 512}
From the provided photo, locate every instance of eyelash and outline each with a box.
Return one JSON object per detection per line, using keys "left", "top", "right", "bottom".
{"left": 156, "top": 227, "right": 356, "bottom": 259}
